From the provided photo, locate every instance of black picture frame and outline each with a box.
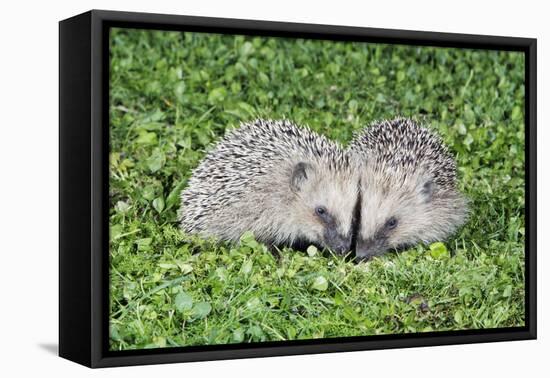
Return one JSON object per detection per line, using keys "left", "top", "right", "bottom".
{"left": 59, "top": 9, "right": 537, "bottom": 368}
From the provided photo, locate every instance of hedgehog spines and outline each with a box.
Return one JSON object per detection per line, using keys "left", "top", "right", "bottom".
{"left": 349, "top": 117, "right": 468, "bottom": 260}
{"left": 179, "top": 119, "right": 360, "bottom": 253}
{"left": 350, "top": 117, "right": 458, "bottom": 189}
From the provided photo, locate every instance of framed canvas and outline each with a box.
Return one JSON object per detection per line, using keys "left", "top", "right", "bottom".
{"left": 59, "top": 9, "right": 537, "bottom": 368}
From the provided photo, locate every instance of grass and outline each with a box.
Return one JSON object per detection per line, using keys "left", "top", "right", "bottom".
{"left": 108, "top": 28, "right": 526, "bottom": 350}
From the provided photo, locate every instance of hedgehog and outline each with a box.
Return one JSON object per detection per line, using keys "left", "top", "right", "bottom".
{"left": 348, "top": 117, "right": 468, "bottom": 261}
{"left": 179, "top": 119, "right": 360, "bottom": 255}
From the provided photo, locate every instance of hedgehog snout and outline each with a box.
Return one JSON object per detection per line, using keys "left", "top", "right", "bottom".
{"left": 326, "top": 234, "right": 352, "bottom": 255}
{"left": 334, "top": 239, "right": 351, "bottom": 255}
{"left": 354, "top": 237, "right": 388, "bottom": 262}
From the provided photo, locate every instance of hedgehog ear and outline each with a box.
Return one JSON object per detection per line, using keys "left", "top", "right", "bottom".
{"left": 291, "top": 162, "right": 313, "bottom": 192}
{"left": 419, "top": 179, "right": 435, "bottom": 203}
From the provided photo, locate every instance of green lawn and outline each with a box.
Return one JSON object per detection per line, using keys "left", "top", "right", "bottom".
{"left": 108, "top": 28, "right": 525, "bottom": 350}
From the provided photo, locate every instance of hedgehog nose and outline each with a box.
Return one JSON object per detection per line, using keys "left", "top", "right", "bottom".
{"left": 355, "top": 238, "right": 378, "bottom": 262}
{"left": 354, "top": 253, "right": 372, "bottom": 263}
{"left": 334, "top": 238, "right": 351, "bottom": 255}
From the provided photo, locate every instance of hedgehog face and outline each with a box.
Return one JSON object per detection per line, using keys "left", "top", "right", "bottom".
{"left": 355, "top": 165, "right": 467, "bottom": 261}
{"left": 289, "top": 161, "right": 358, "bottom": 255}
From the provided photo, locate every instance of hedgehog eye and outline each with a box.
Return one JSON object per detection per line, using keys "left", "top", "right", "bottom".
{"left": 385, "top": 217, "right": 398, "bottom": 230}
{"left": 315, "top": 206, "right": 328, "bottom": 217}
